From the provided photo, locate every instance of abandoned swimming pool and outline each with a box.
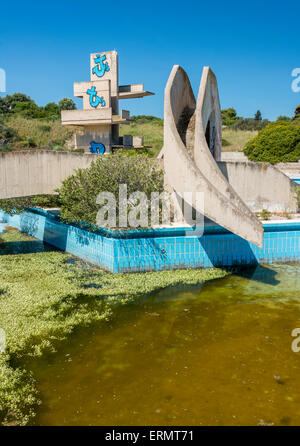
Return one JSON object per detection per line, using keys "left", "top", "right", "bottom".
{"left": 0, "top": 208, "right": 300, "bottom": 273}
{"left": 25, "top": 262, "right": 300, "bottom": 426}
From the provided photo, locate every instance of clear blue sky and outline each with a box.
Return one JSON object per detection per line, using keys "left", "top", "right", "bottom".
{"left": 0, "top": 0, "right": 299, "bottom": 120}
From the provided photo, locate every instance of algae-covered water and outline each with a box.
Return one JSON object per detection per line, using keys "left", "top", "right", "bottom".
{"left": 28, "top": 263, "right": 300, "bottom": 426}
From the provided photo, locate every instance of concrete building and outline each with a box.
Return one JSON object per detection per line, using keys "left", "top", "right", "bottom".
{"left": 61, "top": 50, "right": 154, "bottom": 153}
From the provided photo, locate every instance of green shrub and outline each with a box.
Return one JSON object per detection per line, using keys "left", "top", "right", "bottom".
{"left": 71, "top": 148, "right": 84, "bottom": 153}
{"left": 260, "top": 209, "right": 271, "bottom": 220}
{"left": 58, "top": 98, "right": 77, "bottom": 111}
{"left": 31, "top": 194, "right": 61, "bottom": 208}
{"left": 27, "top": 137, "right": 37, "bottom": 148}
{"left": 244, "top": 121, "right": 300, "bottom": 163}
{"left": 277, "top": 115, "right": 291, "bottom": 122}
{"left": 0, "top": 118, "right": 19, "bottom": 149}
{"left": 0, "top": 197, "right": 33, "bottom": 215}
{"left": 222, "top": 138, "right": 230, "bottom": 147}
{"left": 131, "top": 115, "right": 163, "bottom": 126}
{"left": 221, "top": 108, "right": 241, "bottom": 126}
{"left": 38, "top": 124, "right": 51, "bottom": 132}
{"left": 58, "top": 153, "right": 164, "bottom": 227}
{"left": 0, "top": 195, "right": 60, "bottom": 215}
{"left": 232, "top": 118, "right": 269, "bottom": 131}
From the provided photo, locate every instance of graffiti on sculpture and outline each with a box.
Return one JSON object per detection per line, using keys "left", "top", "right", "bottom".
{"left": 92, "top": 54, "right": 110, "bottom": 78}
{"left": 86, "top": 86, "right": 106, "bottom": 108}
{"left": 89, "top": 141, "right": 106, "bottom": 154}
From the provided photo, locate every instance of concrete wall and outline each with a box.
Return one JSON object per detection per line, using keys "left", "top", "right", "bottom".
{"left": 218, "top": 161, "right": 298, "bottom": 213}
{"left": 221, "top": 151, "right": 248, "bottom": 162}
{"left": 276, "top": 162, "right": 300, "bottom": 178}
{"left": 0, "top": 151, "right": 98, "bottom": 199}
{"left": 221, "top": 154, "right": 300, "bottom": 178}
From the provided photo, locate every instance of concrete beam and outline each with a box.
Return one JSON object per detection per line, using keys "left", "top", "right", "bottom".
{"left": 118, "top": 84, "right": 154, "bottom": 99}
{"left": 61, "top": 108, "right": 113, "bottom": 126}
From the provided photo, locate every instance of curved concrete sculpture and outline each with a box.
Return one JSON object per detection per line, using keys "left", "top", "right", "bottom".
{"left": 164, "top": 65, "right": 263, "bottom": 247}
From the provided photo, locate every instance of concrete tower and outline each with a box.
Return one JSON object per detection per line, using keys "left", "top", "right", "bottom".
{"left": 61, "top": 50, "right": 154, "bottom": 154}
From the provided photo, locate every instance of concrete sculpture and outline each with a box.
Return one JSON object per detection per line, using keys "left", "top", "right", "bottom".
{"left": 61, "top": 50, "right": 154, "bottom": 153}
{"left": 162, "top": 65, "right": 264, "bottom": 247}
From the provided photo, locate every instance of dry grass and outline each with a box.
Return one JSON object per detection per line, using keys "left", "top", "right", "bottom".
{"left": 120, "top": 120, "right": 256, "bottom": 156}
{"left": 6, "top": 115, "right": 73, "bottom": 150}
{"left": 222, "top": 129, "right": 257, "bottom": 152}
{"left": 119, "top": 120, "right": 163, "bottom": 157}
{"left": 5, "top": 114, "right": 257, "bottom": 156}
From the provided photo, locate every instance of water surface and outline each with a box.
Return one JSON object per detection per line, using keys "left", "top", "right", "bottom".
{"left": 29, "top": 263, "right": 300, "bottom": 426}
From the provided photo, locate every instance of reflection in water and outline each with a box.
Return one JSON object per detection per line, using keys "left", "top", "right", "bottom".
{"left": 27, "top": 263, "right": 300, "bottom": 426}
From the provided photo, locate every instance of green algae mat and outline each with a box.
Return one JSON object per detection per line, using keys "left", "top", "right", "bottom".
{"left": 0, "top": 228, "right": 228, "bottom": 425}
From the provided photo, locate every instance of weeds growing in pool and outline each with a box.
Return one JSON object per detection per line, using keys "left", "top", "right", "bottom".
{"left": 0, "top": 227, "right": 230, "bottom": 425}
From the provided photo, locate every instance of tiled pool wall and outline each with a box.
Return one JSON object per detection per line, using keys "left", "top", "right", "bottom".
{"left": 0, "top": 208, "right": 300, "bottom": 273}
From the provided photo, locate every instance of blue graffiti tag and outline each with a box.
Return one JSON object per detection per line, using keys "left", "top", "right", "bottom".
{"left": 86, "top": 86, "right": 106, "bottom": 108}
{"left": 92, "top": 54, "right": 110, "bottom": 78}
{"left": 90, "top": 141, "right": 106, "bottom": 155}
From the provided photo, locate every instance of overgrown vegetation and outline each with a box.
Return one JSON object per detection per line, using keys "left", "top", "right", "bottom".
{"left": 259, "top": 209, "right": 272, "bottom": 220}
{"left": 230, "top": 118, "right": 269, "bottom": 131}
{"left": 222, "top": 128, "right": 258, "bottom": 152}
{"left": 244, "top": 121, "right": 300, "bottom": 163}
{"left": 58, "top": 153, "right": 164, "bottom": 226}
{"left": 119, "top": 115, "right": 163, "bottom": 157}
{"left": 0, "top": 195, "right": 61, "bottom": 216}
{"left": 0, "top": 93, "right": 76, "bottom": 119}
{"left": 221, "top": 108, "right": 241, "bottom": 126}
{"left": 0, "top": 227, "right": 230, "bottom": 425}
{"left": 0, "top": 93, "right": 75, "bottom": 152}
{"left": 2, "top": 115, "right": 73, "bottom": 151}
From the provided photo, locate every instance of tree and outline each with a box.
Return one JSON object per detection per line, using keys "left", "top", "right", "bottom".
{"left": 5, "top": 93, "right": 34, "bottom": 112}
{"left": 58, "top": 98, "right": 77, "bottom": 111}
{"left": 0, "top": 97, "right": 9, "bottom": 114}
{"left": 232, "top": 118, "right": 268, "bottom": 131}
{"left": 221, "top": 108, "right": 241, "bottom": 126}
{"left": 254, "top": 110, "right": 262, "bottom": 121}
{"left": 13, "top": 101, "right": 47, "bottom": 119}
{"left": 44, "top": 102, "right": 60, "bottom": 117}
{"left": 277, "top": 115, "right": 291, "bottom": 122}
{"left": 294, "top": 105, "right": 300, "bottom": 119}
{"left": 244, "top": 121, "right": 300, "bottom": 164}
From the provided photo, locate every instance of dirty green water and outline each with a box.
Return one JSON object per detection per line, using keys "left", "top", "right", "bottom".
{"left": 28, "top": 263, "right": 300, "bottom": 426}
